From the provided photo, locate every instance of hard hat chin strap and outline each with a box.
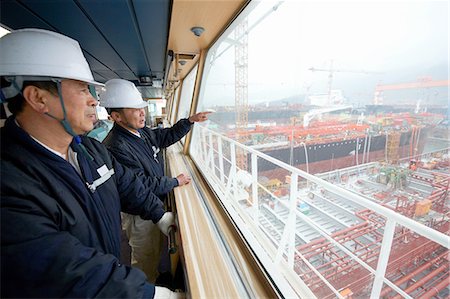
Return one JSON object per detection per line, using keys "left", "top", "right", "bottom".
{"left": 2, "top": 76, "right": 54, "bottom": 101}
{"left": 3, "top": 76, "right": 94, "bottom": 161}
{"left": 0, "top": 77, "right": 24, "bottom": 102}
{"left": 45, "top": 80, "right": 94, "bottom": 161}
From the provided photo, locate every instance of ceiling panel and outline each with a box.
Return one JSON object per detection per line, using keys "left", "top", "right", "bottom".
{"left": 134, "top": 0, "right": 171, "bottom": 80}
{"left": 1, "top": 0, "right": 246, "bottom": 98}
{"left": 0, "top": 0, "right": 171, "bottom": 88}
{"left": 14, "top": 0, "right": 131, "bottom": 80}
{"left": 166, "top": 0, "right": 246, "bottom": 85}
{"left": 0, "top": 1, "right": 52, "bottom": 31}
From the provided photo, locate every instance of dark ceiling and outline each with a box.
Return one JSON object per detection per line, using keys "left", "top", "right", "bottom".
{"left": 0, "top": 0, "right": 172, "bottom": 96}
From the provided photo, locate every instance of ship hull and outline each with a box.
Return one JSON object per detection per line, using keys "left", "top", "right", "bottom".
{"left": 254, "top": 129, "right": 429, "bottom": 178}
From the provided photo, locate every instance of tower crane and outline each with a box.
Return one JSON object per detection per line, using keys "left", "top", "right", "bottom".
{"left": 309, "top": 60, "right": 381, "bottom": 106}
{"left": 235, "top": 20, "right": 249, "bottom": 170}
{"left": 232, "top": 1, "right": 284, "bottom": 170}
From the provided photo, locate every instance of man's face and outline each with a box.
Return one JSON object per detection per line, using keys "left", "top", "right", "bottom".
{"left": 114, "top": 108, "right": 146, "bottom": 132}
{"left": 47, "top": 79, "right": 98, "bottom": 135}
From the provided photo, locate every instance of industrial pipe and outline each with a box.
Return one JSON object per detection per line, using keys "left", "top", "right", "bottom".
{"left": 390, "top": 264, "right": 448, "bottom": 299}
{"left": 380, "top": 250, "right": 449, "bottom": 297}
{"left": 419, "top": 273, "right": 450, "bottom": 299}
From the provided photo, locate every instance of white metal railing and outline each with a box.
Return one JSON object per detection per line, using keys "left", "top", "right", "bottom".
{"left": 190, "top": 124, "right": 450, "bottom": 299}
{"left": 398, "top": 146, "right": 450, "bottom": 163}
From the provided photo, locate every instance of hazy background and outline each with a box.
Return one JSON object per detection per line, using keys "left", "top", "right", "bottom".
{"left": 202, "top": 0, "right": 449, "bottom": 107}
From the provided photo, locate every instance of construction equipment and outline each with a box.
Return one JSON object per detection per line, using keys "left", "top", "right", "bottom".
{"left": 302, "top": 105, "right": 353, "bottom": 127}
{"left": 309, "top": 60, "right": 381, "bottom": 106}
{"left": 231, "top": 2, "right": 284, "bottom": 170}
{"left": 235, "top": 20, "right": 249, "bottom": 170}
{"left": 373, "top": 77, "right": 450, "bottom": 105}
{"left": 385, "top": 131, "right": 401, "bottom": 164}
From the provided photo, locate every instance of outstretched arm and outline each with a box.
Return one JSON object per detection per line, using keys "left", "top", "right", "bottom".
{"left": 188, "top": 111, "right": 212, "bottom": 123}
{"left": 155, "top": 111, "right": 213, "bottom": 148}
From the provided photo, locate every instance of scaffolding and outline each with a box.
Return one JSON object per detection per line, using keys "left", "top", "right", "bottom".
{"left": 386, "top": 131, "right": 401, "bottom": 164}
{"left": 234, "top": 20, "right": 249, "bottom": 170}
{"left": 195, "top": 125, "right": 450, "bottom": 299}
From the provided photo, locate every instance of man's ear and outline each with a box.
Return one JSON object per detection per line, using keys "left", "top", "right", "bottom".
{"left": 22, "top": 85, "right": 50, "bottom": 114}
{"left": 110, "top": 111, "right": 122, "bottom": 122}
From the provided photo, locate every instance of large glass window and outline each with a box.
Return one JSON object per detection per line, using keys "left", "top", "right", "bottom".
{"left": 190, "top": 1, "right": 449, "bottom": 298}
{"left": 170, "top": 86, "right": 181, "bottom": 125}
{"left": 177, "top": 64, "right": 198, "bottom": 122}
{"left": 176, "top": 64, "right": 198, "bottom": 144}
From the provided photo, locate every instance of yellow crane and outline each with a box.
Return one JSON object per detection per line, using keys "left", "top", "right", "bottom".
{"left": 235, "top": 20, "right": 249, "bottom": 170}
{"left": 233, "top": 2, "right": 284, "bottom": 170}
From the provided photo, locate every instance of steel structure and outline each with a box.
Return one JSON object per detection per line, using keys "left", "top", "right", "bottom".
{"left": 232, "top": 2, "right": 284, "bottom": 171}
{"left": 192, "top": 125, "right": 450, "bottom": 299}
{"left": 234, "top": 20, "right": 249, "bottom": 170}
{"left": 373, "top": 77, "right": 450, "bottom": 105}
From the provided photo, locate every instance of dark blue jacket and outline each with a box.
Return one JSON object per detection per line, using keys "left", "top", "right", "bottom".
{"left": 103, "top": 119, "right": 192, "bottom": 197}
{"left": 0, "top": 117, "right": 164, "bottom": 298}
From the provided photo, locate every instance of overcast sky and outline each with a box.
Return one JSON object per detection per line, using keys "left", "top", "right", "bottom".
{"left": 201, "top": 0, "right": 449, "bottom": 107}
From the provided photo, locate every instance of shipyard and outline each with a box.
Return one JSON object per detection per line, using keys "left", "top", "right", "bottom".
{"left": 247, "top": 154, "right": 449, "bottom": 298}
{"left": 1, "top": 0, "right": 448, "bottom": 298}
{"left": 195, "top": 81, "right": 449, "bottom": 298}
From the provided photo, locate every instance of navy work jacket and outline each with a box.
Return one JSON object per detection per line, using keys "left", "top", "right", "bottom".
{"left": 103, "top": 119, "right": 192, "bottom": 197}
{"left": 1, "top": 117, "right": 164, "bottom": 298}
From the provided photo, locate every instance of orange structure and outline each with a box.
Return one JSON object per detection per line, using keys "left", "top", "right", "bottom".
{"left": 373, "top": 77, "right": 450, "bottom": 104}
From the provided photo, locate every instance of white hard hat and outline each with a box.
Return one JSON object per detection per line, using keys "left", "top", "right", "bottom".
{"left": 0, "top": 28, "right": 102, "bottom": 86}
{"left": 100, "top": 79, "right": 147, "bottom": 109}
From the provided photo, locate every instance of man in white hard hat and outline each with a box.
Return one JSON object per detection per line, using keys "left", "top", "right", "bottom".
{"left": 0, "top": 28, "right": 182, "bottom": 299}
{"left": 100, "top": 78, "right": 211, "bottom": 284}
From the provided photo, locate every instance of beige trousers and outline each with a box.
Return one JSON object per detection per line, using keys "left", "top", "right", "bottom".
{"left": 122, "top": 213, "right": 163, "bottom": 282}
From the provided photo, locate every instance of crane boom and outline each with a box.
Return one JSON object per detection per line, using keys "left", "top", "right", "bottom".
{"left": 309, "top": 61, "right": 381, "bottom": 106}
{"left": 373, "top": 78, "right": 450, "bottom": 104}
{"left": 375, "top": 79, "right": 450, "bottom": 91}
{"left": 309, "top": 67, "right": 381, "bottom": 74}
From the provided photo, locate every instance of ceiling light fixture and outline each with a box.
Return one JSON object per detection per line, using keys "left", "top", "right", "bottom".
{"left": 163, "top": 50, "right": 174, "bottom": 91}
{"left": 190, "top": 26, "right": 205, "bottom": 37}
{"left": 138, "top": 75, "right": 153, "bottom": 86}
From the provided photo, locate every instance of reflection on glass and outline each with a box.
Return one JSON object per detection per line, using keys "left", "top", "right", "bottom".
{"left": 190, "top": 1, "right": 449, "bottom": 298}
{"left": 170, "top": 87, "right": 181, "bottom": 125}
{"left": 177, "top": 64, "right": 198, "bottom": 144}
{"left": 177, "top": 64, "right": 198, "bottom": 121}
